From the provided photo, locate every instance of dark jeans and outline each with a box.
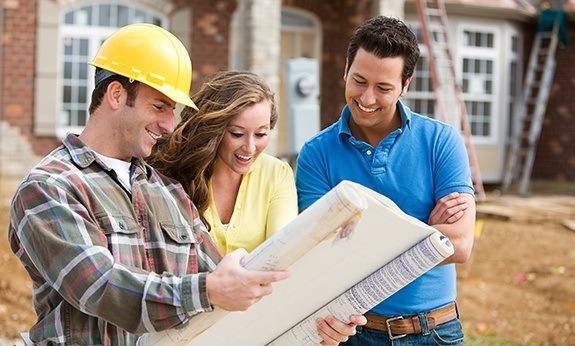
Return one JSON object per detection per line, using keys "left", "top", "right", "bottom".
{"left": 342, "top": 318, "right": 464, "bottom": 346}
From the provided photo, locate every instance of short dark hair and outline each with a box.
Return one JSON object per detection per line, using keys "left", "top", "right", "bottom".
{"left": 346, "top": 16, "right": 420, "bottom": 85}
{"left": 88, "top": 68, "right": 140, "bottom": 114}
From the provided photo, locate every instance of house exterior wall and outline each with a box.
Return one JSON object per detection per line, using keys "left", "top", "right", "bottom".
{"left": 2, "top": 0, "right": 37, "bottom": 142}
{"left": 532, "top": 21, "right": 575, "bottom": 181}
{"left": 2, "top": 0, "right": 56, "bottom": 167}
{"left": 0, "top": 0, "right": 573, "bottom": 184}
{"left": 189, "top": 0, "right": 236, "bottom": 92}
{"left": 1, "top": 0, "right": 45, "bottom": 179}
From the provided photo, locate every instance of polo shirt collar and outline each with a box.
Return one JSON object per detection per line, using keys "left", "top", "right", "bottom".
{"left": 337, "top": 100, "right": 412, "bottom": 141}
{"left": 397, "top": 99, "right": 413, "bottom": 129}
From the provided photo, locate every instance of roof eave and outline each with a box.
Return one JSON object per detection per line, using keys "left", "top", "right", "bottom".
{"left": 405, "top": 0, "right": 538, "bottom": 23}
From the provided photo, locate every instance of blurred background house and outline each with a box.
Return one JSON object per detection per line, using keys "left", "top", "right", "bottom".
{"left": 0, "top": 0, "right": 573, "bottom": 192}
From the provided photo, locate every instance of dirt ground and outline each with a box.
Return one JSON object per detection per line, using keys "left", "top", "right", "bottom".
{"left": 0, "top": 180, "right": 574, "bottom": 344}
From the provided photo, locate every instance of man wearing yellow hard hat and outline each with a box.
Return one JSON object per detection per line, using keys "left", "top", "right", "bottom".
{"left": 9, "top": 23, "right": 363, "bottom": 344}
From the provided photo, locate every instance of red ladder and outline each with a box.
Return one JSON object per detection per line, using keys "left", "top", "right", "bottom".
{"left": 414, "top": 0, "right": 486, "bottom": 201}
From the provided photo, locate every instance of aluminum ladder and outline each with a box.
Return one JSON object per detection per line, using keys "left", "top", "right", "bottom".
{"left": 501, "top": 21, "right": 559, "bottom": 195}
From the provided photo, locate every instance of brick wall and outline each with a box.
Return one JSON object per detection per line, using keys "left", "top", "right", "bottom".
{"left": 2, "top": 0, "right": 36, "bottom": 136}
{"left": 2, "top": 0, "right": 59, "bottom": 158}
{"left": 532, "top": 21, "right": 575, "bottom": 181}
{"left": 189, "top": 1, "right": 237, "bottom": 93}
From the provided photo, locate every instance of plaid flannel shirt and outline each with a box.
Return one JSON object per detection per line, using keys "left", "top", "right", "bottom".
{"left": 9, "top": 134, "right": 222, "bottom": 345}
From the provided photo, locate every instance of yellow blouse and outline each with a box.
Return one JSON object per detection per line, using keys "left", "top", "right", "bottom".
{"left": 205, "top": 153, "right": 298, "bottom": 255}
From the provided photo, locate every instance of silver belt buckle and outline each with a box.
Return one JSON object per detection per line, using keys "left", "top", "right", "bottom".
{"left": 386, "top": 315, "right": 407, "bottom": 340}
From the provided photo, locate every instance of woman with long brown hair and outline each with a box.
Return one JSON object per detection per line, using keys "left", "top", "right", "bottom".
{"left": 149, "top": 70, "right": 297, "bottom": 254}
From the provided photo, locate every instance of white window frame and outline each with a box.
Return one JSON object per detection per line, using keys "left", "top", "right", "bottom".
{"left": 57, "top": 2, "right": 167, "bottom": 138}
{"left": 458, "top": 22, "right": 501, "bottom": 145}
{"left": 505, "top": 25, "right": 524, "bottom": 141}
{"left": 404, "top": 18, "right": 507, "bottom": 145}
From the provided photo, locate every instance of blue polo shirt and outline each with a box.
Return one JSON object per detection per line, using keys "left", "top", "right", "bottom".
{"left": 296, "top": 101, "right": 474, "bottom": 316}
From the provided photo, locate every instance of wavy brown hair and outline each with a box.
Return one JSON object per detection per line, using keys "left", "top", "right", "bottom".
{"left": 149, "top": 70, "right": 278, "bottom": 227}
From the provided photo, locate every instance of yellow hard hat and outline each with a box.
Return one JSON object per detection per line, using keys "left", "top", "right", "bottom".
{"left": 88, "top": 23, "right": 197, "bottom": 110}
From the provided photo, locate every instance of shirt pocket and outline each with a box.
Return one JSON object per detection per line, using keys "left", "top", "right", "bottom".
{"left": 96, "top": 213, "right": 144, "bottom": 268}
{"left": 159, "top": 222, "right": 199, "bottom": 275}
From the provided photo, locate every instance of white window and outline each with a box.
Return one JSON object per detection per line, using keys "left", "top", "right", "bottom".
{"left": 460, "top": 27, "right": 499, "bottom": 143}
{"left": 58, "top": 3, "right": 166, "bottom": 137}
{"left": 461, "top": 57, "right": 494, "bottom": 136}
{"left": 404, "top": 21, "right": 507, "bottom": 144}
{"left": 403, "top": 26, "right": 436, "bottom": 118}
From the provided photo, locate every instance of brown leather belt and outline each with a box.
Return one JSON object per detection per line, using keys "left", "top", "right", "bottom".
{"left": 364, "top": 303, "right": 458, "bottom": 340}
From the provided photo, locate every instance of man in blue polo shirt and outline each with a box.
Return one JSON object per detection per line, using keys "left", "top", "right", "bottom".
{"left": 296, "top": 16, "right": 476, "bottom": 345}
